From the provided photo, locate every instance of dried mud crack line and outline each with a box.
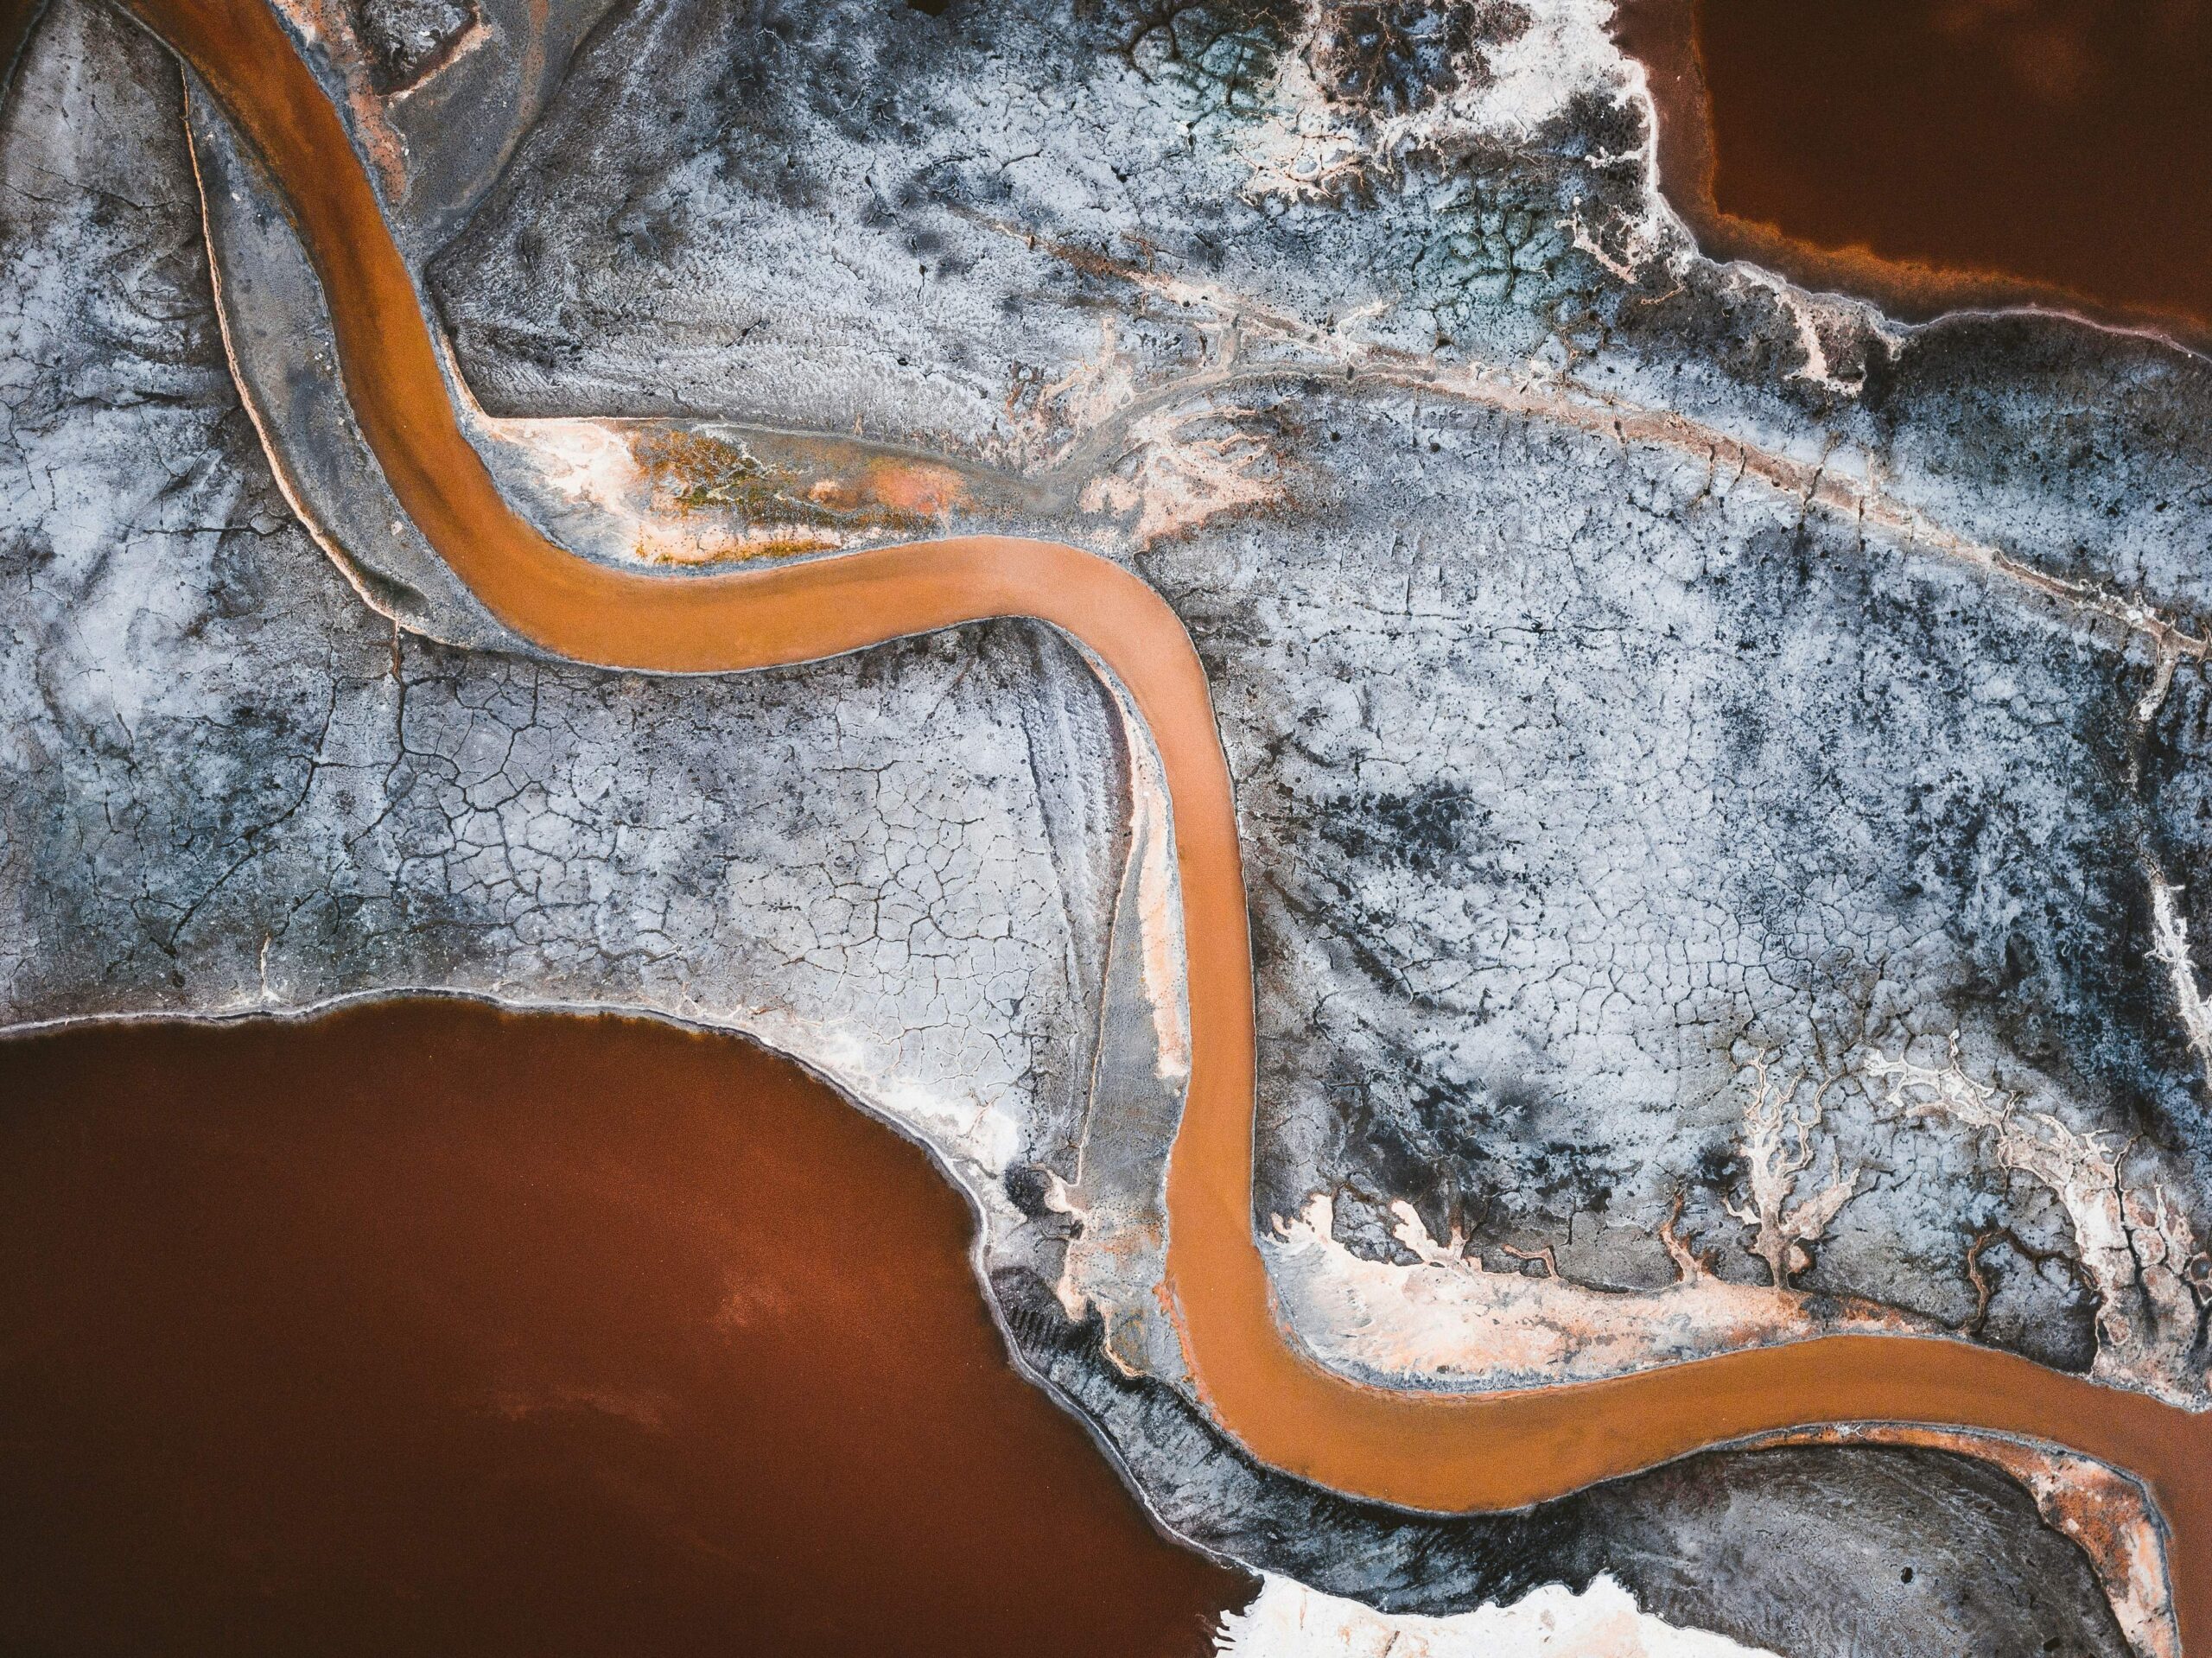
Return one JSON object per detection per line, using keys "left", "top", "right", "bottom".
{"left": 120, "top": 0, "right": 2212, "bottom": 1643}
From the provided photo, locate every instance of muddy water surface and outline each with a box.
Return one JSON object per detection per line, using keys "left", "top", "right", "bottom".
{"left": 0, "top": 1001, "right": 1249, "bottom": 1655}
{"left": 1618, "top": 0, "right": 2212, "bottom": 334}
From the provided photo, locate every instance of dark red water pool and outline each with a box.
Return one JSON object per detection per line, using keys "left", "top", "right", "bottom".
{"left": 1617, "top": 0, "right": 2212, "bottom": 336}
{"left": 0, "top": 1000, "right": 1248, "bottom": 1655}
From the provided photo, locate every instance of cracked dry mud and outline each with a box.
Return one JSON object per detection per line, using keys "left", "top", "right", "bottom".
{"left": 5, "top": 0, "right": 2212, "bottom": 1653}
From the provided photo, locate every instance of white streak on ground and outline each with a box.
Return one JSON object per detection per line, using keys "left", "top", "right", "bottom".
{"left": 1213, "top": 1574, "right": 1778, "bottom": 1657}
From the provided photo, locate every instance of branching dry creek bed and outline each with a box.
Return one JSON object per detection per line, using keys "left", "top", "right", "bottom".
{"left": 6, "top": 0, "right": 2212, "bottom": 1652}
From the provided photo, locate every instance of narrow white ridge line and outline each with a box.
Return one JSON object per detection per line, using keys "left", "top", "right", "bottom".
{"left": 2149, "top": 872, "right": 2212, "bottom": 1101}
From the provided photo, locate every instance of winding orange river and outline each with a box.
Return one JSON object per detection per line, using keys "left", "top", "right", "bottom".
{"left": 120, "top": 0, "right": 2212, "bottom": 1642}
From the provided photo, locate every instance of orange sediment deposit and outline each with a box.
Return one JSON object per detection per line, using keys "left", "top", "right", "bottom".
{"left": 626, "top": 429, "right": 847, "bottom": 563}
{"left": 841, "top": 452, "right": 969, "bottom": 518}
{"left": 632, "top": 428, "right": 813, "bottom": 518}
{"left": 630, "top": 426, "right": 967, "bottom": 536}
{"left": 132, "top": 0, "right": 2212, "bottom": 1643}
{"left": 501, "top": 420, "right": 996, "bottom": 567}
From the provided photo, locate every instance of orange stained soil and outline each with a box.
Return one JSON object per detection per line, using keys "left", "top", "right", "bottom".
{"left": 627, "top": 427, "right": 967, "bottom": 538}
{"left": 1615, "top": 0, "right": 2212, "bottom": 340}
{"left": 120, "top": 0, "right": 2212, "bottom": 1646}
{"left": 839, "top": 453, "right": 969, "bottom": 518}
{"left": 0, "top": 1001, "right": 1250, "bottom": 1655}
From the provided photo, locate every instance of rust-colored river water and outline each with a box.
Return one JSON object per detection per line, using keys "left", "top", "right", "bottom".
{"left": 1617, "top": 0, "right": 2212, "bottom": 336}
{"left": 67, "top": 0, "right": 2212, "bottom": 1647}
{"left": 0, "top": 1001, "right": 1249, "bottom": 1655}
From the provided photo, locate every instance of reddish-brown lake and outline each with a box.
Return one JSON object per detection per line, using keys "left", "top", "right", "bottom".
{"left": 0, "top": 1000, "right": 1248, "bottom": 1655}
{"left": 1617, "top": 0, "right": 2212, "bottom": 334}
